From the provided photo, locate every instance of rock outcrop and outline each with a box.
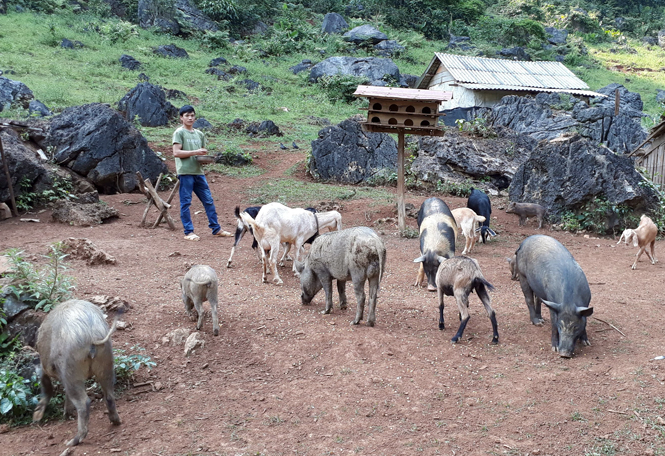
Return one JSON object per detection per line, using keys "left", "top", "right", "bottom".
{"left": 47, "top": 103, "right": 168, "bottom": 193}
{"left": 308, "top": 56, "right": 400, "bottom": 86}
{"left": 309, "top": 115, "right": 397, "bottom": 183}
{"left": 509, "top": 135, "right": 661, "bottom": 225}
{"left": 117, "top": 82, "right": 178, "bottom": 127}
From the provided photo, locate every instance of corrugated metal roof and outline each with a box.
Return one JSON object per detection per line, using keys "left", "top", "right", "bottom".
{"left": 353, "top": 85, "right": 452, "bottom": 101}
{"left": 426, "top": 53, "right": 593, "bottom": 91}
{"left": 458, "top": 83, "right": 606, "bottom": 98}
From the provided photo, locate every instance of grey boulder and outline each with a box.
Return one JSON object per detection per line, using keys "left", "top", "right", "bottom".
{"left": 374, "top": 40, "right": 405, "bottom": 56}
{"left": 29, "top": 100, "right": 52, "bottom": 117}
{"left": 117, "top": 82, "right": 178, "bottom": 127}
{"left": 343, "top": 25, "right": 387, "bottom": 45}
{"left": 47, "top": 103, "right": 168, "bottom": 194}
{"left": 309, "top": 115, "right": 397, "bottom": 184}
{"left": 322, "top": 13, "right": 348, "bottom": 34}
{"left": 154, "top": 44, "right": 189, "bottom": 59}
{"left": 308, "top": 56, "right": 400, "bottom": 85}
{"left": 0, "top": 76, "right": 34, "bottom": 111}
{"left": 509, "top": 135, "right": 661, "bottom": 226}
{"left": 545, "top": 27, "right": 568, "bottom": 45}
{"left": 120, "top": 54, "right": 142, "bottom": 70}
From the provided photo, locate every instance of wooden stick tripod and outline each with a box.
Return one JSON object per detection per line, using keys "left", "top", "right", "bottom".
{"left": 135, "top": 171, "right": 180, "bottom": 230}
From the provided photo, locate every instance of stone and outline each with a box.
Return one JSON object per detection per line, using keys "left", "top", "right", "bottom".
{"left": 545, "top": 27, "right": 568, "bottom": 45}
{"left": 657, "top": 90, "right": 665, "bottom": 104}
{"left": 174, "top": 0, "right": 219, "bottom": 32}
{"left": 153, "top": 44, "right": 189, "bottom": 59}
{"left": 399, "top": 74, "right": 418, "bottom": 88}
{"left": 227, "top": 118, "right": 245, "bottom": 130}
{"left": 214, "top": 150, "right": 251, "bottom": 166}
{"left": 165, "top": 88, "right": 188, "bottom": 100}
{"left": 0, "top": 128, "right": 51, "bottom": 204}
{"left": 643, "top": 36, "right": 657, "bottom": 46}
{"left": 184, "top": 332, "right": 204, "bottom": 356}
{"left": 209, "top": 57, "right": 228, "bottom": 67}
{"left": 227, "top": 65, "right": 247, "bottom": 75}
{"left": 237, "top": 79, "right": 269, "bottom": 93}
{"left": 343, "top": 24, "right": 387, "bottom": 45}
{"left": 448, "top": 35, "right": 473, "bottom": 51}
{"left": 411, "top": 128, "right": 536, "bottom": 191}
{"left": 659, "top": 30, "right": 665, "bottom": 48}
{"left": 0, "top": 76, "right": 34, "bottom": 111}
{"left": 139, "top": 0, "right": 217, "bottom": 34}
{"left": 60, "top": 238, "right": 117, "bottom": 265}
{"left": 289, "top": 60, "right": 315, "bottom": 75}
{"left": 28, "top": 100, "right": 52, "bottom": 117}
{"left": 117, "top": 82, "right": 179, "bottom": 127}
{"left": 119, "top": 54, "right": 142, "bottom": 70}
{"left": 47, "top": 103, "right": 168, "bottom": 193}
{"left": 89, "top": 295, "right": 130, "bottom": 312}
{"left": 165, "top": 328, "right": 191, "bottom": 346}
{"left": 245, "top": 120, "right": 282, "bottom": 137}
{"left": 321, "top": 13, "right": 348, "bottom": 34}
{"left": 308, "top": 56, "right": 400, "bottom": 85}
{"left": 51, "top": 200, "right": 119, "bottom": 226}
{"left": 498, "top": 47, "right": 531, "bottom": 61}
{"left": 6, "top": 309, "right": 44, "bottom": 348}
{"left": 509, "top": 135, "right": 661, "bottom": 227}
{"left": 193, "top": 118, "right": 212, "bottom": 130}
{"left": 60, "top": 38, "right": 84, "bottom": 49}
{"left": 309, "top": 115, "right": 397, "bottom": 184}
{"left": 1, "top": 290, "right": 30, "bottom": 320}
{"left": 250, "top": 21, "right": 268, "bottom": 36}
{"left": 205, "top": 67, "right": 231, "bottom": 81}
{"left": 374, "top": 40, "right": 405, "bottom": 56}
{"left": 0, "top": 202, "right": 11, "bottom": 220}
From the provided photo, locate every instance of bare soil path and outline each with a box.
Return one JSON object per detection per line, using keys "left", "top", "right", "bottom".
{"left": 1, "top": 144, "right": 664, "bottom": 456}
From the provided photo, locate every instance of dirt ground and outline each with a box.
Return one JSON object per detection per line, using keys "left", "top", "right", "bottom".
{"left": 1, "top": 144, "right": 664, "bottom": 456}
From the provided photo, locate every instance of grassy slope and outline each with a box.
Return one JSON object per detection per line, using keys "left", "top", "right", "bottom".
{"left": 1, "top": 10, "right": 664, "bottom": 147}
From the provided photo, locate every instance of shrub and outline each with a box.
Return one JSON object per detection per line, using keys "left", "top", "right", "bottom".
{"left": 318, "top": 74, "right": 369, "bottom": 104}
{"left": 16, "top": 176, "right": 73, "bottom": 212}
{"left": 97, "top": 20, "right": 138, "bottom": 44}
{"left": 0, "top": 367, "right": 38, "bottom": 421}
{"left": 199, "top": 29, "right": 232, "bottom": 51}
{"left": 3, "top": 244, "right": 75, "bottom": 313}
{"left": 436, "top": 179, "right": 474, "bottom": 197}
{"left": 114, "top": 346, "right": 156, "bottom": 386}
{"left": 558, "top": 196, "right": 639, "bottom": 235}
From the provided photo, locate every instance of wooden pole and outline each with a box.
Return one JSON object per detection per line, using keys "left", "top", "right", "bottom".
{"left": 0, "top": 134, "right": 18, "bottom": 217}
{"left": 615, "top": 88, "right": 620, "bottom": 116}
{"left": 397, "top": 131, "right": 406, "bottom": 231}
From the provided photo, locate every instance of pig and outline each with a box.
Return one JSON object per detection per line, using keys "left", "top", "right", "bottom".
{"left": 514, "top": 235, "right": 594, "bottom": 358}
{"left": 506, "top": 202, "right": 547, "bottom": 229}
{"left": 181, "top": 265, "right": 220, "bottom": 336}
{"left": 506, "top": 254, "right": 519, "bottom": 281}
{"left": 295, "top": 227, "right": 386, "bottom": 326}
{"left": 467, "top": 188, "right": 496, "bottom": 243}
{"left": 33, "top": 299, "right": 121, "bottom": 447}
{"left": 414, "top": 197, "right": 458, "bottom": 291}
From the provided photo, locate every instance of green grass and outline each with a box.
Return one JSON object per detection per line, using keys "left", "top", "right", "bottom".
{"left": 246, "top": 178, "right": 395, "bottom": 206}
{"left": 205, "top": 163, "right": 266, "bottom": 177}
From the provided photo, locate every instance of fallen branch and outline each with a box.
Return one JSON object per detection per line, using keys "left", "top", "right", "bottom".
{"left": 607, "top": 409, "right": 627, "bottom": 415}
{"left": 592, "top": 317, "right": 626, "bottom": 337}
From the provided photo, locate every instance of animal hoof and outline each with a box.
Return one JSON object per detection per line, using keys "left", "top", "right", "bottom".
{"left": 273, "top": 279, "right": 283, "bottom": 285}
{"left": 582, "top": 339, "right": 591, "bottom": 346}
{"left": 226, "top": 261, "right": 232, "bottom": 268}
{"left": 438, "top": 323, "right": 445, "bottom": 330}
{"left": 340, "top": 305, "right": 347, "bottom": 310}
{"left": 533, "top": 319, "right": 544, "bottom": 326}
{"left": 110, "top": 415, "right": 122, "bottom": 425}
{"left": 351, "top": 320, "right": 360, "bottom": 325}
{"left": 214, "top": 329, "right": 219, "bottom": 336}
{"left": 366, "top": 320, "right": 375, "bottom": 327}
{"left": 551, "top": 346, "right": 558, "bottom": 352}
{"left": 491, "top": 337, "right": 499, "bottom": 344}
{"left": 451, "top": 337, "right": 459, "bottom": 344}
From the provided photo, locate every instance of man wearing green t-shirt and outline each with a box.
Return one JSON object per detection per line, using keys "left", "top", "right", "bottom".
{"left": 172, "top": 105, "right": 231, "bottom": 241}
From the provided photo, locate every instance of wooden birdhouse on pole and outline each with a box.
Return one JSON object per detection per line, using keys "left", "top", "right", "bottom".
{"left": 353, "top": 85, "right": 453, "bottom": 230}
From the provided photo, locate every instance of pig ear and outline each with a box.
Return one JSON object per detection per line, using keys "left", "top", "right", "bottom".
{"left": 295, "top": 260, "right": 305, "bottom": 273}
{"left": 413, "top": 255, "right": 425, "bottom": 263}
{"left": 506, "top": 257, "right": 513, "bottom": 263}
{"left": 576, "top": 306, "right": 594, "bottom": 317}
{"left": 437, "top": 255, "right": 447, "bottom": 264}
{"left": 542, "top": 299, "right": 563, "bottom": 313}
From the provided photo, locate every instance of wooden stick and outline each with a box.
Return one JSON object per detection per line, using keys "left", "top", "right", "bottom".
{"left": 607, "top": 409, "right": 627, "bottom": 415}
{"left": 153, "top": 179, "right": 180, "bottom": 228}
{"left": 592, "top": 317, "right": 626, "bottom": 337}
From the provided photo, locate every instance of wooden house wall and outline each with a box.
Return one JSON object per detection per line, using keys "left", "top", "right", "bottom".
{"left": 636, "top": 137, "right": 665, "bottom": 189}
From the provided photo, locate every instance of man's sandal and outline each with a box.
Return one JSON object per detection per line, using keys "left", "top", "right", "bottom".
{"left": 184, "top": 233, "right": 201, "bottom": 241}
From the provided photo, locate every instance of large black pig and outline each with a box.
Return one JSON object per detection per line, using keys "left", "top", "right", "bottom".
{"left": 514, "top": 234, "right": 594, "bottom": 358}
{"left": 467, "top": 188, "right": 496, "bottom": 243}
{"left": 414, "top": 197, "right": 457, "bottom": 291}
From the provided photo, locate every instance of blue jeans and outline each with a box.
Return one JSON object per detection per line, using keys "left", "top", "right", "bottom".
{"left": 178, "top": 175, "right": 221, "bottom": 235}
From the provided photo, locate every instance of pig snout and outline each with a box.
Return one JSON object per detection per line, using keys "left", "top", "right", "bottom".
{"left": 427, "top": 282, "right": 437, "bottom": 292}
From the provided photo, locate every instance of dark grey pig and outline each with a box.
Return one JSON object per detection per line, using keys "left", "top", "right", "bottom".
{"left": 467, "top": 188, "right": 496, "bottom": 243}
{"left": 506, "top": 202, "right": 547, "bottom": 229}
{"left": 414, "top": 197, "right": 458, "bottom": 291}
{"left": 514, "top": 235, "right": 594, "bottom": 358}
{"left": 295, "top": 227, "right": 386, "bottom": 326}
{"left": 181, "top": 264, "right": 220, "bottom": 336}
{"left": 33, "top": 299, "right": 121, "bottom": 447}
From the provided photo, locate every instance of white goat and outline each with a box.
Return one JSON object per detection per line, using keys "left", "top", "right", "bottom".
{"left": 451, "top": 207, "right": 486, "bottom": 255}
{"left": 240, "top": 202, "right": 319, "bottom": 285}
{"left": 624, "top": 215, "right": 658, "bottom": 270}
{"left": 279, "top": 210, "right": 342, "bottom": 264}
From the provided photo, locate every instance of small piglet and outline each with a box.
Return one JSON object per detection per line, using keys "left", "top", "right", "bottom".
{"left": 506, "top": 202, "right": 547, "bottom": 229}
{"left": 295, "top": 227, "right": 386, "bottom": 326}
{"left": 181, "top": 265, "right": 220, "bottom": 336}
{"left": 33, "top": 299, "right": 121, "bottom": 447}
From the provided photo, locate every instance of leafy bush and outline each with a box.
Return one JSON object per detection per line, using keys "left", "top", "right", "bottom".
{"left": 114, "top": 346, "right": 157, "bottom": 385}
{"left": 16, "top": 176, "right": 73, "bottom": 212}
{"left": 97, "top": 20, "right": 139, "bottom": 44}
{"left": 455, "top": 117, "right": 496, "bottom": 138}
{"left": 0, "top": 367, "right": 38, "bottom": 421}
{"left": 558, "top": 196, "right": 639, "bottom": 235}
{"left": 4, "top": 244, "right": 75, "bottom": 312}
{"left": 196, "top": 0, "right": 238, "bottom": 21}
{"left": 318, "top": 74, "right": 369, "bottom": 104}
{"left": 199, "top": 29, "right": 232, "bottom": 51}
{"left": 436, "top": 179, "right": 474, "bottom": 197}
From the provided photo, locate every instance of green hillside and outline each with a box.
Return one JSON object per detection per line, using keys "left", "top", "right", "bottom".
{"left": 1, "top": 0, "right": 664, "bottom": 148}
